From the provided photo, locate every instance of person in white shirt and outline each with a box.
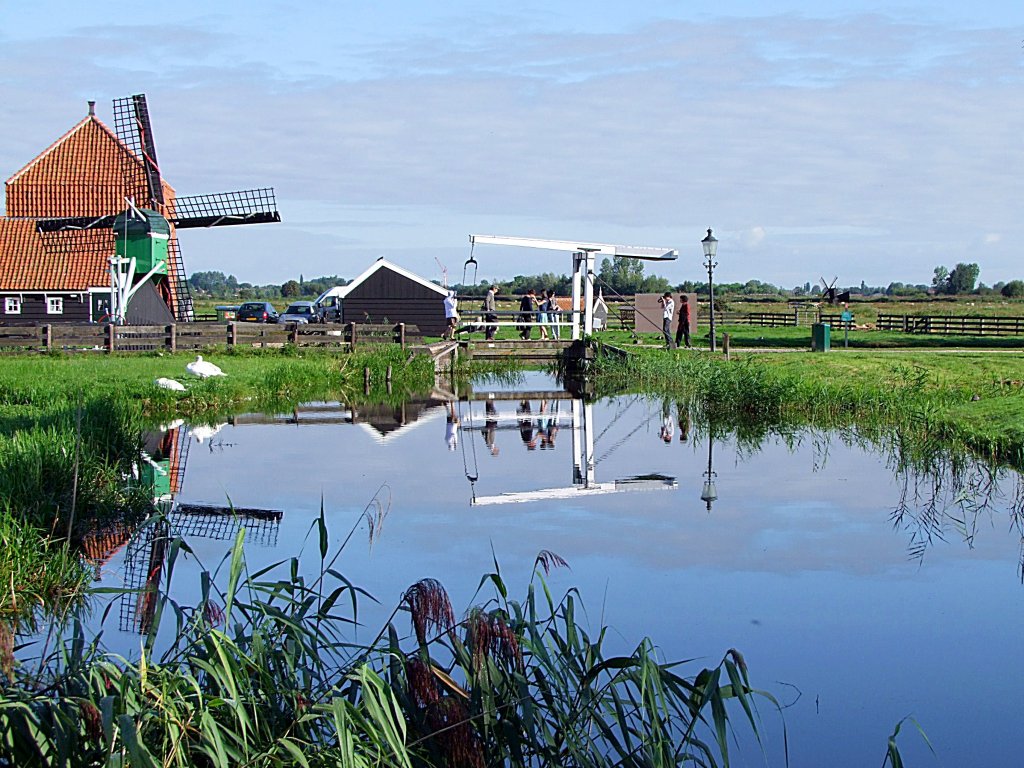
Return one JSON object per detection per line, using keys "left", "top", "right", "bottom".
{"left": 442, "top": 291, "right": 458, "bottom": 340}
{"left": 658, "top": 291, "right": 675, "bottom": 348}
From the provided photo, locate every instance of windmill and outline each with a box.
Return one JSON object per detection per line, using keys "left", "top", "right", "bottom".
{"left": 36, "top": 94, "right": 281, "bottom": 322}
{"left": 819, "top": 276, "right": 850, "bottom": 305}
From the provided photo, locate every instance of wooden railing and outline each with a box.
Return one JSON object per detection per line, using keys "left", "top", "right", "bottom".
{"left": 876, "top": 314, "right": 1024, "bottom": 336}
{"left": 0, "top": 322, "right": 420, "bottom": 354}
{"left": 604, "top": 302, "right": 829, "bottom": 330}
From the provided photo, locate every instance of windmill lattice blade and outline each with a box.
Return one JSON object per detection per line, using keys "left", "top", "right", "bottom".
{"left": 167, "top": 237, "right": 195, "bottom": 322}
{"left": 170, "top": 188, "right": 281, "bottom": 228}
{"left": 112, "top": 94, "right": 164, "bottom": 208}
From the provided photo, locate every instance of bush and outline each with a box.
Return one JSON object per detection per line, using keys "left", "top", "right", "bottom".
{"left": 1001, "top": 280, "right": 1024, "bottom": 298}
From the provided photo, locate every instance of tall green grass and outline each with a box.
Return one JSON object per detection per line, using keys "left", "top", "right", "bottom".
{"left": 0, "top": 511, "right": 89, "bottom": 626}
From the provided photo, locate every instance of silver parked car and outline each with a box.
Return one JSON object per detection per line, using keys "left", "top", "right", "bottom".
{"left": 278, "top": 301, "right": 319, "bottom": 324}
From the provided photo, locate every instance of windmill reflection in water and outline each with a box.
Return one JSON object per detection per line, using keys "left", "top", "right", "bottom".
{"left": 80, "top": 422, "right": 283, "bottom": 634}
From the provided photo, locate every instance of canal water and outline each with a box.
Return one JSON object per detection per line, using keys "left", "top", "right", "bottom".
{"left": 93, "top": 371, "right": 1023, "bottom": 767}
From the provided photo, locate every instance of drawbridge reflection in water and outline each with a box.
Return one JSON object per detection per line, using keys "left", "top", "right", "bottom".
{"left": 454, "top": 389, "right": 678, "bottom": 505}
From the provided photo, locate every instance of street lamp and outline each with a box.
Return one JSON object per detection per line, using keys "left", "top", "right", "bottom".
{"left": 702, "top": 228, "right": 718, "bottom": 352}
{"left": 700, "top": 434, "right": 718, "bottom": 511}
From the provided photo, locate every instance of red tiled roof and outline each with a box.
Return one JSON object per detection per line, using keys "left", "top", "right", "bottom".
{"left": 5, "top": 115, "right": 151, "bottom": 219}
{"left": 0, "top": 219, "right": 110, "bottom": 291}
{"left": 1, "top": 109, "right": 179, "bottom": 293}
{"left": 80, "top": 521, "right": 133, "bottom": 570}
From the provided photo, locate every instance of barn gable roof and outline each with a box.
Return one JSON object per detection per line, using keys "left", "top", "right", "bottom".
{"left": 340, "top": 258, "right": 448, "bottom": 299}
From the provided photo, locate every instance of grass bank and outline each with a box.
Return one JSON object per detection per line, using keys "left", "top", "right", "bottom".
{"left": 597, "top": 324, "right": 1024, "bottom": 350}
{"left": 592, "top": 346, "right": 1024, "bottom": 469}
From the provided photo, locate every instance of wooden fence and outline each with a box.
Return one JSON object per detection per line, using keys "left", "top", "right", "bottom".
{"left": 876, "top": 314, "right": 1024, "bottom": 336}
{"left": 609, "top": 307, "right": 820, "bottom": 329}
{"left": 0, "top": 322, "right": 419, "bottom": 354}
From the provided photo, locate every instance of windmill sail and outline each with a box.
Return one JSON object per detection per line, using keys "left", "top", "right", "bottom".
{"left": 170, "top": 188, "right": 281, "bottom": 228}
{"left": 112, "top": 94, "right": 164, "bottom": 208}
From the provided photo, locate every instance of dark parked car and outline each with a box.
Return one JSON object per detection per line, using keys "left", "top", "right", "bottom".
{"left": 236, "top": 301, "right": 279, "bottom": 323}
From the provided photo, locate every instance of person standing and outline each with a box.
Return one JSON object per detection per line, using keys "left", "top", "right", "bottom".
{"left": 658, "top": 291, "right": 675, "bottom": 348}
{"left": 675, "top": 293, "right": 691, "bottom": 349}
{"left": 519, "top": 289, "right": 537, "bottom": 340}
{"left": 537, "top": 290, "right": 550, "bottom": 340}
{"left": 547, "top": 290, "right": 560, "bottom": 339}
{"left": 483, "top": 285, "right": 498, "bottom": 340}
{"left": 482, "top": 401, "right": 500, "bottom": 456}
{"left": 445, "top": 401, "right": 459, "bottom": 451}
{"left": 442, "top": 290, "right": 458, "bottom": 340}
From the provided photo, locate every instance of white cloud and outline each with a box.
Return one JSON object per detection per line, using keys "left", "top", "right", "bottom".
{"left": 743, "top": 226, "right": 767, "bottom": 248}
{"left": 1, "top": 11, "right": 1022, "bottom": 284}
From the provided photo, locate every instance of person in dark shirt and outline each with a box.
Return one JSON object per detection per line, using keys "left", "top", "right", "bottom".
{"left": 675, "top": 294, "right": 691, "bottom": 349}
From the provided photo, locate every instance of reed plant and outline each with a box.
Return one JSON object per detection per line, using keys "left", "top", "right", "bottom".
{"left": 0, "top": 396, "right": 150, "bottom": 534}
{"left": 0, "top": 507, "right": 782, "bottom": 767}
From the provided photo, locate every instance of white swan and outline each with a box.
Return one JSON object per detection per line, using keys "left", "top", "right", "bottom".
{"left": 155, "top": 377, "right": 186, "bottom": 392}
{"left": 190, "top": 422, "right": 226, "bottom": 444}
{"left": 186, "top": 354, "right": 226, "bottom": 379}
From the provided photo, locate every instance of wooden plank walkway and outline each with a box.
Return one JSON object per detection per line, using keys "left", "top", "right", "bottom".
{"left": 464, "top": 339, "right": 576, "bottom": 361}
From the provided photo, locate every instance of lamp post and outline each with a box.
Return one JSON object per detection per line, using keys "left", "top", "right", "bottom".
{"left": 700, "top": 434, "right": 717, "bottom": 511}
{"left": 702, "top": 228, "right": 718, "bottom": 352}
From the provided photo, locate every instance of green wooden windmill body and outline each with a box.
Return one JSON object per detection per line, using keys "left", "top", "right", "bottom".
{"left": 112, "top": 208, "right": 170, "bottom": 275}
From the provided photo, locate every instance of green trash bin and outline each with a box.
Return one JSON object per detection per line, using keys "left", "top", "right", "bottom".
{"left": 215, "top": 305, "right": 240, "bottom": 322}
{"left": 811, "top": 322, "right": 831, "bottom": 352}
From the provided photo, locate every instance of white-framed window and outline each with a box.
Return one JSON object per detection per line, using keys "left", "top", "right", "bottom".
{"left": 47, "top": 297, "right": 64, "bottom": 315}
{"left": 4, "top": 297, "right": 20, "bottom": 314}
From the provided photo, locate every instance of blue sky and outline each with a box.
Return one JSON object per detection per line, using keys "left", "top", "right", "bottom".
{"left": 1, "top": 1, "right": 1022, "bottom": 287}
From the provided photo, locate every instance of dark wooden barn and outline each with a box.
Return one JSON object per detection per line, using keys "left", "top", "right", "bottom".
{"left": 340, "top": 258, "right": 448, "bottom": 337}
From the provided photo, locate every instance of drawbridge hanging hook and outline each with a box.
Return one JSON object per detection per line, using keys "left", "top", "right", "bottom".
{"left": 463, "top": 238, "right": 479, "bottom": 285}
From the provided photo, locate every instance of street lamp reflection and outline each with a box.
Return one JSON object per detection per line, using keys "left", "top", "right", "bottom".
{"left": 700, "top": 434, "right": 718, "bottom": 511}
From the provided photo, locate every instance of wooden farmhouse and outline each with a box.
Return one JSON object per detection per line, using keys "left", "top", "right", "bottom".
{"left": 339, "top": 257, "right": 448, "bottom": 337}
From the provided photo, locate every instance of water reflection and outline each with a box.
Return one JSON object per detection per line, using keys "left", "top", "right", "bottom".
{"left": 71, "top": 373, "right": 1024, "bottom": 766}
{"left": 94, "top": 421, "right": 285, "bottom": 633}
{"left": 455, "top": 390, "right": 676, "bottom": 505}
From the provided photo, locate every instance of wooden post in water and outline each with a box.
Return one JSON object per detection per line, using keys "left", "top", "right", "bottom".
{"left": 723, "top": 333, "right": 730, "bottom": 360}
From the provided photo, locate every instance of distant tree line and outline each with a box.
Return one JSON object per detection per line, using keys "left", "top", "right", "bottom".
{"left": 192, "top": 262, "right": 1024, "bottom": 303}
{"left": 189, "top": 271, "right": 349, "bottom": 301}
